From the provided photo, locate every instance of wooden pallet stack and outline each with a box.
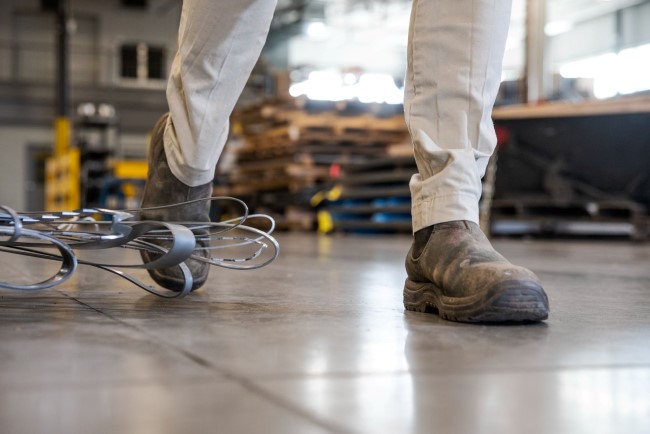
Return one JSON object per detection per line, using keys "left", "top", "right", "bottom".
{"left": 326, "top": 155, "right": 415, "bottom": 233}
{"left": 215, "top": 104, "right": 409, "bottom": 230}
{"left": 490, "top": 198, "right": 649, "bottom": 240}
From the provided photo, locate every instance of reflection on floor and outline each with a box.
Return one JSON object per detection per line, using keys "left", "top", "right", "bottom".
{"left": 1, "top": 233, "right": 649, "bottom": 434}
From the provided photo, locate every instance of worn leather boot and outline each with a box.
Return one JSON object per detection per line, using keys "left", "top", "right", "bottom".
{"left": 139, "top": 113, "right": 212, "bottom": 291}
{"left": 404, "top": 221, "right": 549, "bottom": 323}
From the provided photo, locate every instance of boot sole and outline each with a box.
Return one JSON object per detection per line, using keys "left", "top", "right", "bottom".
{"left": 404, "top": 278, "right": 549, "bottom": 323}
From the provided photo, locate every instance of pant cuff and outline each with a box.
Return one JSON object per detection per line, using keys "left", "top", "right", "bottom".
{"left": 163, "top": 121, "right": 215, "bottom": 187}
{"left": 411, "top": 193, "right": 479, "bottom": 233}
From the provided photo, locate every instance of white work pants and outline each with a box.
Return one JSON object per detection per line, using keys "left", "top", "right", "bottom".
{"left": 164, "top": 0, "right": 513, "bottom": 232}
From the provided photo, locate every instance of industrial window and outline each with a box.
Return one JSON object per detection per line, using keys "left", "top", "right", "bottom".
{"left": 147, "top": 46, "right": 164, "bottom": 80}
{"left": 121, "top": 0, "right": 148, "bottom": 9}
{"left": 120, "top": 43, "right": 165, "bottom": 81}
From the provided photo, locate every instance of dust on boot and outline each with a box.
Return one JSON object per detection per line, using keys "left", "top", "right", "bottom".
{"left": 139, "top": 113, "right": 212, "bottom": 291}
{"left": 404, "top": 221, "right": 549, "bottom": 323}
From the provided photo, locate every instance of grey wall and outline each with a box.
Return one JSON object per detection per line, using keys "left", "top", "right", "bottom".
{"left": 548, "top": 1, "right": 650, "bottom": 66}
{"left": 0, "top": 0, "right": 180, "bottom": 131}
{"left": 621, "top": 1, "right": 650, "bottom": 48}
{"left": 0, "top": 0, "right": 182, "bottom": 211}
{"left": 0, "top": 0, "right": 181, "bottom": 86}
{"left": 0, "top": 126, "right": 51, "bottom": 210}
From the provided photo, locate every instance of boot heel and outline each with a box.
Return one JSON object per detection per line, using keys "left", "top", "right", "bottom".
{"left": 403, "top": 278, "right": 440, "bottom": 314}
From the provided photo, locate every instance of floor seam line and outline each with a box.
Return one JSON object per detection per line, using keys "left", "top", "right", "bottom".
{"left": 535, "top": 269, "right": 650, "bottom": 281}
{"left": 57, "top": 291, "right": 353, "bottom": 434}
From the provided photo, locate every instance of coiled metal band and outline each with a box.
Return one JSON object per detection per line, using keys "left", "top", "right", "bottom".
{"left": 0, "top": 197, "right": 279, "bottom": 298}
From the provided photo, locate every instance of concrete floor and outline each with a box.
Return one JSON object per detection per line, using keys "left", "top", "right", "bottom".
{"left": 1, "top": 233, "right": 649, "bottom": 434}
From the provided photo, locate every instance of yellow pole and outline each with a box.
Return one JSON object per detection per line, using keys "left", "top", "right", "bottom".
{"left": 54, "top": 116, "right": 71, "bottom": 156}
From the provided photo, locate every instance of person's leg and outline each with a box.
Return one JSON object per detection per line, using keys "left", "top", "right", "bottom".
{"left": 140, "top": 0, "right": 277, "bottom": 291}
{"left": 403, "top": 0, "right": 549, "bottom": 322}
{"left": 165, "top": 0, "right": 278, "bottom": 187}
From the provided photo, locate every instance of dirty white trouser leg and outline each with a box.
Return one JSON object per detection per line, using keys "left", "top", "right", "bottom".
{"left": 164, "top": 0, "right": 511, "bottom": 211}
{"left": 405, "top": 0, "right": 513, "bottom": 232}
{"left": 164, "top": 0, "right": 277, "bottom": 187}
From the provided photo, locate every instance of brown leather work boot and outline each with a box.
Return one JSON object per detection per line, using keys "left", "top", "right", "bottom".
{"left": 404, "top": 221, "right": 549, "bottom": 323}
{"left": 139, "top": 113, "right": 212, "bottom": 291}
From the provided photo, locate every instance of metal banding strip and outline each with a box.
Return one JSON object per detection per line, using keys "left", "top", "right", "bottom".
{"left": 0, "top": 227, "right": 78, "bottom": 290}
{"left": 0, "top": 197, "right": 279, "bottom": 297}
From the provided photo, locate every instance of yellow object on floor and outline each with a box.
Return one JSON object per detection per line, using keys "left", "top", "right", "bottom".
{"left": 45, "top": 148, "right": 80, "bottom": 211}
{"left": 113, "top": 160, "right": 148, "bottom": 180}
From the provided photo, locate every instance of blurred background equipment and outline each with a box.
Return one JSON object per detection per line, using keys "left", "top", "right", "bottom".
{"left": 0, "top": 0, "right": 647, "bottom": 238}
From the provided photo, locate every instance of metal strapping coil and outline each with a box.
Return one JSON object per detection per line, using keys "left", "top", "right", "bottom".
{"left": 0, "top": 198, "right": 279, "bottom": 298}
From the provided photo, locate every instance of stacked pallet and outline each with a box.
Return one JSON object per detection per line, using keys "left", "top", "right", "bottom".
{"left": 326, "top": 155, "right": 415, "bottom": 233}
{"left": 216, "top": 104, "right": 409, "bottom": 230}
{"left": 490, "top": 198, "right": 649, "bottom": 240}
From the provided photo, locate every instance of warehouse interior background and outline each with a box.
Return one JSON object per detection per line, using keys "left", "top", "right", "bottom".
{"left": 0, "top": 0, "right": 648, "bottom": 239}
{"left": 1, "top": 1, "right": 650, "bottom": 433}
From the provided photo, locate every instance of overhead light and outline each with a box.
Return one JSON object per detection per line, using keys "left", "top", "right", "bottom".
{"left": 545, "top": 20, "right": 573, "bottom": 36}
{"left": 289, "top": 70, "right": 403, "bottom": 104}
{"left": 305, "top": 22, "right": 330, "bottom": 40}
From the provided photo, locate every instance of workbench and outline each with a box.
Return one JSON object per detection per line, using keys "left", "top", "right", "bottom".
{"left": 490, "top": 95, "right": 650, "bottom": 239}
